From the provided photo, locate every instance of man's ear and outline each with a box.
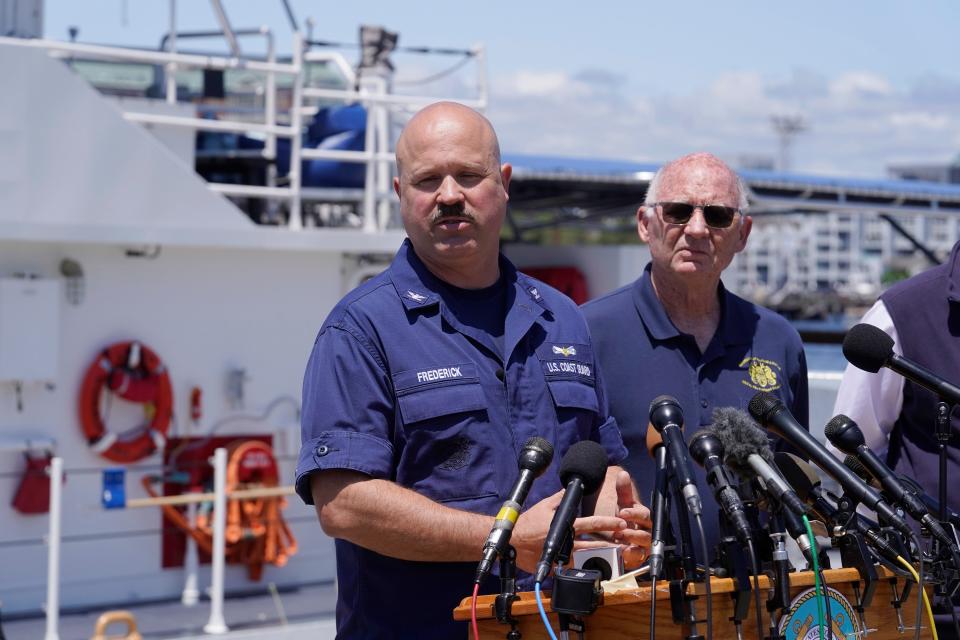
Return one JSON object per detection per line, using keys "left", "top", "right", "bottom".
{"left": 500, "top": 163, "right": 512, "bottom": 200}
{"left": 735, "top": 214, "right": 753, "bottom": 252}
{"left": 637, "top": 206, "right": 652, "bottom": 243}
{"left": 393, "top": 176, "right": 401, "bottom": 199}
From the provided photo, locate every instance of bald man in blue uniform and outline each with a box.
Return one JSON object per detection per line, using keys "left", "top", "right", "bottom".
{"left": 295, "top": 102, "right": 650, "bottom": 639}
{"left": 583, "top": 153, "right": 808, "bottom": 555}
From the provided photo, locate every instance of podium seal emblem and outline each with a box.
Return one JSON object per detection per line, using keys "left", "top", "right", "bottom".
{"left": 778, "top": 586, "right": 862, "bottom": 640}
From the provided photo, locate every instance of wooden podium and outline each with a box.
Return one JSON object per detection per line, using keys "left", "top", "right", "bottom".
{"left": 454, "top": 567, "right": 932, "bottom": 639}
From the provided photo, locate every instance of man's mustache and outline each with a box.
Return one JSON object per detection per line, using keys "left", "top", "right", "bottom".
{"left": 430, "top": 204, "right": 476, "bottom": 224}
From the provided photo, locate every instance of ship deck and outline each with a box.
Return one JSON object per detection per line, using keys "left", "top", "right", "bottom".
{"left": 1, "top": 581, "right": 338, "bottom": 639}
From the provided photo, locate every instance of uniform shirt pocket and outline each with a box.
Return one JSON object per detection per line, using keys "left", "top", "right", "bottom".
{"left": 394, "top": 363, "right": 485, "bottom": 426}
{"left": 546, "top": 378, "right": 600, "bottom": 442}
{"left": 392, "top": 366, "right": 496, "bottom": 504}
{"left": 396, "top": 381, "right": 485, "bottom": 425}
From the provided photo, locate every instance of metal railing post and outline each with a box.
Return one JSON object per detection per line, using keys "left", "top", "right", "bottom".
{"left": 359, "top": 73, "right": 383, "bottom": 233}
{"left": 263, "top": 27, "right": 278, "bottom": 210}
{"left": 287, "top": 31, "right": 304, "bottom": 230}
{"left": 43, "top": 457, "right": 63, "bottom": 640}
{"left": 262, "top": 26, "right": 280, "bottom": 222}
{"left": 165, "top": 0, "right": 177, "bottom": 104}
{"left": 203, "top": 448, "right": 228, "bottom": 634}
{"left": 374, "top": 76, "right": 392, "bottom": 231}
{"left": 181, "top": 500, "right": 200, "bottom": 606}
{"left": 474, "top": 44, "right": 488, "bottom": 111}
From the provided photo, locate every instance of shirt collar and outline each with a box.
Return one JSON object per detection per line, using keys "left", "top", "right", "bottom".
{"left": 632, "top": 262, "right": 752, "bottom": 347}
{"left": 632, "top": 264, "right": 678, "bottom": 341}
{"left": 947, "top": 240, "right": 960, "bottom": 304}
{"left": 388, "top": 239, "right": 551, "bottom": 314}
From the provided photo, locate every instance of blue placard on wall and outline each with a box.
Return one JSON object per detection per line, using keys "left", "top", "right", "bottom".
{"left": 101, "top": 468, "right": 126, "bottom": 509}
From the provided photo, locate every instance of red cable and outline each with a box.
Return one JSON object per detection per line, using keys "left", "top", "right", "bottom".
{"left": 471, "top": 582, "right": 480, "bottom": 640}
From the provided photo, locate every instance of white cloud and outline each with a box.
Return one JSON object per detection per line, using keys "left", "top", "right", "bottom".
{"left": 506, "top": 71, "right": 582, "bottom": 97}
{"left": 830, "top": 72, "right": 893, "bottom": 98}
{"left": 486, "top": 66, "right": 960, "bottom": 177}
{"left": 888, "top": 111, "right": 950, "bottom": 130}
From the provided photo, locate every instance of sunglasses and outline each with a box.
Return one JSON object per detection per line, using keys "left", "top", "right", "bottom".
{"left": 655, "top": 202, "right": 739, "bottom": 229}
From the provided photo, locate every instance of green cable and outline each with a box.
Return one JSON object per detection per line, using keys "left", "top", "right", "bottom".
{"left": 803, "top": 514, "right": 825, "bottom": 640}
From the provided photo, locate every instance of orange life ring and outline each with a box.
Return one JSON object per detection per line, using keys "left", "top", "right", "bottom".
{"left": 79, "top": 341, "right": 173, "bottom": 464}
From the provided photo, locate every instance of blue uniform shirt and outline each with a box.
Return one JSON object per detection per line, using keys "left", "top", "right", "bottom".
{"left": 582, "top": 264, "right": 808, "bottom": 555}
{"left": 296, "top": 240, "right": 627, "bottom": 639}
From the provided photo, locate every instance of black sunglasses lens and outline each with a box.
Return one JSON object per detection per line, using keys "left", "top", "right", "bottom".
{"left": 703, "top": 205, "right": 737, "bottom": 228}
{"left": 659, "top": 203, "right": 694, "bottom": 224}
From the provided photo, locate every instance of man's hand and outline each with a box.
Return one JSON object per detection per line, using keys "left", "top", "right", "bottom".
{"left": 511, "top": 489, "right": 627, "bottom": 574}
{"left": 610, "top": 470, "right": 653, "bottom": 569}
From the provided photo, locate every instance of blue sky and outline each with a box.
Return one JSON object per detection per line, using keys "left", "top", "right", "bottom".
{"left": 45, "top": 1, "right": 960, "bottom": 177}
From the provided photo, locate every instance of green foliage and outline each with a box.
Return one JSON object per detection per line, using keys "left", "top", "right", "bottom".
{"left": 881, "top": 267, "right": 910, "bottom": 286}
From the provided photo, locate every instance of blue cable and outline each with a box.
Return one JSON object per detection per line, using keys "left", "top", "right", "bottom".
{"left": 803, "top": 514, "right": 825, "bottom": 640}
{"left": 535, "top": 581, "right": 559, "bottom": 640}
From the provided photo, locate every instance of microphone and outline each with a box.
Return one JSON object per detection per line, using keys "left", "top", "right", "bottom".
{"left": 689, "top": 430, "right": 753, "bottom": 545}
{"left": 646, "top": 427, "right": 670, "bottom": 578}
{"left": 475, "top": 437, "right": 554, "bottom": 583}
{"left": 843, "top": 323, "right": 960, "bottom": 406}
{"left": 534, "top": 440, "right": 608, "bottom": 583}
{"left": 649, "top": 396, "right": 702, "bottom": 516}
{"left": 846, "top": 455, "right": 960, "bottom": 530}
{"left": 710, "top": 407, "right": 808, "bottom": 517}
{"left": 843, "top": 454, "right": 875, "bottom": 486}
{"left": 775, "top": 451, "right": 903, "bottom": 565}
{"left": 825, "top": 415, "right": 957, "bottom": 552}
{"left": 748, "top": 393, "right": 914, "bottom": 539}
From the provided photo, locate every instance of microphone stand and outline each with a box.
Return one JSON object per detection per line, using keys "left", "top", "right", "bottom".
{"left": 830, "top": 490, "right": 878, "bottom": 631}
{"left": 553, "top": 524, "right": 592, "bottom": 640}
{"left": 668, "top": 474, "right": 704, "bottom": 640}
{"left": 932, "top": 402, "right": 960, "bottom": 635}
{"left": 715, "top": 513, "right": 752, "bottom": 640}
{"left": 765, "top": 513, "right": 792, "bottom": 640}
{"left": 494, "top": 544, "right": 522, "bottom": 640}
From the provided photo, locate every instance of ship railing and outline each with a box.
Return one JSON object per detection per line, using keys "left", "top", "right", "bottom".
{"left": 297, "top": 55, "right": 488, "bottom": 232}
{"left": 0, "top": 26, "right": 489, "bottom": 233}
{"left": 0, "top": 32, "right": 307, "bottom": 228}
{"left": 39, "top": 449, "right": 297, "bottom": 638}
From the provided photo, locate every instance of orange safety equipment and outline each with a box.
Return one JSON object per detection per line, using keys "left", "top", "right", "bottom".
{"left": 79, "top": 341, "right": 173, "bottom": 464}
{"left": 143, "top": 440, "right": 297, "bottom": 581}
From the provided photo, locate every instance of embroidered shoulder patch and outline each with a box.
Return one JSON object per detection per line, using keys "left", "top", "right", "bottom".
{"left": 739, "top": 356, "right": 782, "bottom": 392}
{"left": 437, "top": 436, "right": 472, "bottom": 471}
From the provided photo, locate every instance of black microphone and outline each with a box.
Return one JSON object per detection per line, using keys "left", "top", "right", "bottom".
{"left": 649, "top": 396, "right": 702, "bottom": 516}
{"left": 689, "top": 430, "right": 753, "bottom": 545}
{"left": 710, "top": 407, "right": 809, "bottom": 517}
{"left": 534, "top": 440, "right": 608, "bottom": 583}
{"left": 748, "top": 393, "right": 914, "bottom": 539}
{"left": 843, "top": 323, "right": 960, "bottom": 406}
{"left": 899, "top": 474, "right": 960, "bottom": 529}
{"left": 843, "top": 454, "right": 875, "bottom": 486}
{"left": 846, "top": 455, "right": 960, "bottom": 529}
{"left": 825, "top": 415, "right": 957, "bottom": 552}
{"left": 475, "top": 437, "right": 555, "bottom": 583}
{"left": 646, "top": 427, "right": 670, "bottom": 578}
{"left": 779, "top": 500, "right": 816, "bottom": 566}
{"left": 775, "top": 451, "right": 903, "bottom": 565}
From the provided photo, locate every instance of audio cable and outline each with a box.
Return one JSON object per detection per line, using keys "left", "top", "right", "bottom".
{"left": 470, "top": 582, "right": 480, "bottom": 640}
{"left": 746, "top": 538, "right": 764, "bottom": 640}
{"left": 895, "top": 554, "right": 937, "bottom": 640}
{"left": 535, "top": 582, "right": 559, "bottom": 640}
{"left": 693, "top": 513, "right": 713, "bottom": 640}
{"left": 650, "top": 573, "right": 658, "bottom": 640}
{"left": 803, "top": 515, "right": 826, "bottom": 640}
